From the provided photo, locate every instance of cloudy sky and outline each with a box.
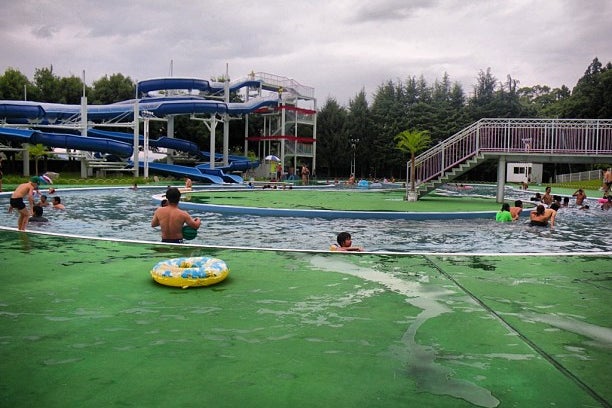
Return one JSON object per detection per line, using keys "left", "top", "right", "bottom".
{"left": 1, "top": 0, "right": 610, "bottom": 105}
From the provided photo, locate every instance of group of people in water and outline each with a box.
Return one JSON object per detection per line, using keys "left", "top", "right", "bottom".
{"left": 7, "top": 172, "right": 608, "bottom": 245}
{"left": 149, "top": 185, "right": 365, "bottom": 251}
{"left": 8, "top": 176, "right": 65, "bottom": 230}
{"left": 496, "top": 184, "right": 610, "bottom": 228}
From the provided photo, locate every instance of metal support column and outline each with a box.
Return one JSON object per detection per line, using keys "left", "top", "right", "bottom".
{"left": 496, "top": 156, "right": 506, "bottom": 203}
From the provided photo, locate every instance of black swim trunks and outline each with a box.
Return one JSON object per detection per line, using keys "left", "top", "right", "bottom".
{"left": 9, "top": 197, "right": 26, "bottom": 210}
{"left": 162, "top": 238, "right": 184, "bottom": 244}
{"left": 529, "top": 220, "right": 548, "bottom": 227}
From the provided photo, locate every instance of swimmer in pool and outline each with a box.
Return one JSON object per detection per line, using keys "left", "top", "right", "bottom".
{"left": 572, "top": 189, "right": 587, "bottom": 206}
{"left": 495, "top": 203, "right": 513, "bottom": 222}
{"left": 9, "top": 177, "right": 39, "bottom": 230}
{"left": 151, "top": 187, "right": 201, "bottom": 243}
{"left": 330, "top": 231, "right": 364, "bottom": 252}
{"left": 541, "top": 186, "right": 553, "bottom": 206}
{"left": 52, "top": 196, "right": 65, "bottom": 210}
{"left": 37, "top": 194, "right": 50, "bottom": 207}
{"left": 510, "top": 200, "right": 523, "bottom": 220}
{"left": 29, "top": 205, "right": 49, "bottom": 223}
{"left": 530, "top": 203, "right": 559, "bottom": 228}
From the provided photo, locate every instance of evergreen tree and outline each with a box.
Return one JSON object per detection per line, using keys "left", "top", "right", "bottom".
{"left": 315, "top": 97, "right": 348, "bottom": 177}
{"left": 561, "top": 58, "right": 612, "bottom": 118}
{"left": 346, "top": 89, "right": 371, "bottom": 177}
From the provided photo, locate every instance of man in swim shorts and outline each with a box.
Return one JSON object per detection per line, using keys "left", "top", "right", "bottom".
{"left": 151, "top": 187, "right": 201, "bottom": 243}
{"left": 10, "top": 176, "right": 39, "bottom": 230}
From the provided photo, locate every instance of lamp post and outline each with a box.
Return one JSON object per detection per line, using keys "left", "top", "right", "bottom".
{"left": 349, "top": 138, "right": 359, "bottom": 177}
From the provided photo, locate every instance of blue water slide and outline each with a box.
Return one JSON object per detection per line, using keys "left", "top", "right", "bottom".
{"left": 227, "top": 97, "right": 278, "bottom": 114}
{"left": 88, "top": 129, "right": 201, "bottom": 155}
{"left": 141, "top": 99, "right": 228, "bottom": 116}
{"left": 86, "top": 129, "right": 255, "bottom": 176}
{"left": 208, "top": 79, "right": 265, "bottom": 94}
{"left": 152, "top": 137, "right": 201, "bottom": 155}
{"left": 0, "top": 127, "right": 133, "bottom": 157}
{"left": 0, "top": 127, "right": 37, "bottom": 141}
{"left": 227, "top": 159, "right": 259, "bottom": 172}
{"left": 137, "top": 77, "right": 265, "bottom": 96}
{"left": 31, "top": 132, "right": 133, "bottom": 158}
{"left": 197, "top": 151, "right": 258, "bottom": 171}
{"left": 133, "top": 161, "right": 224, "bottom": 184}
{"left": 137, "top": 78, "right": 211, "bottom": 95}
{"left": 88, "top": 129, "right": 142, "bottom": 144}
{"left": 0, "top": 102, "right": 45, "bottom": 119}
{"left": 195, "top": 164, "right": 243, "bottom": 183}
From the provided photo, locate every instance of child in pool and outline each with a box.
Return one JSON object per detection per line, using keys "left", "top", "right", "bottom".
{"left": 330, "top": 232, "right": 364, "bottom": 252}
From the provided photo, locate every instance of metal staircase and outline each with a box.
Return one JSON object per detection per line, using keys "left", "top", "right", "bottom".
{"left": 411, "top": 118, "right": 612, "bottom": 198}
{"left": 416, "top": 153, "right": 486, "bottom": 196}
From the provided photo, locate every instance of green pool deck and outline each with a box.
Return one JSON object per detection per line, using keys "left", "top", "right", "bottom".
{"left": 0, "top": 230, "right": 610, "bottom": 408}
{"left": 179, "top": 185, "right": 605, "bottom": 212}
{"left": 186, "top": 189, "right": 504, "bottom": 212}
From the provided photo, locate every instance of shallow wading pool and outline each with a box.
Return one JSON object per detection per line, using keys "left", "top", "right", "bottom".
{"left": 0, "top": 185, "right": 609, "bottom": 253}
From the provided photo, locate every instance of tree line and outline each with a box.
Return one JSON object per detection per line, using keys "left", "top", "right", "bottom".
{"left": 1, "top": 58, "right": 610, "bottom": 179}
{"left": 317, "top": 58, "right": 611, "bottom": 179}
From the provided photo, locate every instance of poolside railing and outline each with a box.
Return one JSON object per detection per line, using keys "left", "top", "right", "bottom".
{"left": 413, "top": 118, "right": 612, "bottom": 188}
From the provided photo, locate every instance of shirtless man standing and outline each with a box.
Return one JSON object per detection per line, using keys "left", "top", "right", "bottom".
{"left": 10, "top": 177, "right": 39, "bottom": 230}
{"left": 151, "top": 187, "right": 201, "bottom": 243}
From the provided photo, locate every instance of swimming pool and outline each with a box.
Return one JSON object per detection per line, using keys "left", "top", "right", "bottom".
{"left": 0, "top": 185, "right": 609, "bottom": 253}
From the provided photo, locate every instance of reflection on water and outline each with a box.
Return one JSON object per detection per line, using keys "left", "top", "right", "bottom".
{"left": 0, "top": 186, "right": 609, "bottom": 253}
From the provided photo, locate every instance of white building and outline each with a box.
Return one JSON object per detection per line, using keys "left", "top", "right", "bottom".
{"left": 506, "top": 162, "right": 543, "bottom": 184}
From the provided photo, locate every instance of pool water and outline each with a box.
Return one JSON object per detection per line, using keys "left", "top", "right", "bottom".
{"left": 0, "top": 186, "right": 609, "bottom": 253}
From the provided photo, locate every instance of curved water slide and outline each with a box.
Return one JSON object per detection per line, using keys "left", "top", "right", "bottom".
{"left": 0, "top": 127, "right": 133, "bottom": 158}
{"left": 0, "top": 80, "right": 279, "bottom": 183}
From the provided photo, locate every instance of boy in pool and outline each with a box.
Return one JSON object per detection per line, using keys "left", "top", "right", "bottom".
{"left": 510, "top": 200, "right": 523, "bottom": 220}
{"left": 151, "top": 187, "right": 201, "bottom": 243}
{"left": 29, "top": 205, "right": 49, "bottom": 223}
{"left": 9, "top": 176, "right": 39, "bottom": 230}
{"left": 331, "top": 232, "right": 364, "bottom": 252}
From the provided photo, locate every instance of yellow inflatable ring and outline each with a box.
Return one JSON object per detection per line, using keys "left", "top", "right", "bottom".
{"left": 150, "top": 256, "right": 230, "bottom": 288}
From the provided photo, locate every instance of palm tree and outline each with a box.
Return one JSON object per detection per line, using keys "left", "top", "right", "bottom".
{"left": 394, "top": 130, "right": 431, "bottom": 201}
{"left": 28, "top": 143, "right": 53, "bottom": 175}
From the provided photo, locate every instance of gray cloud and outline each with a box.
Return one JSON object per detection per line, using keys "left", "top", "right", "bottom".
{"left": 1, "top": 0, "right": 611, "bottom": 105}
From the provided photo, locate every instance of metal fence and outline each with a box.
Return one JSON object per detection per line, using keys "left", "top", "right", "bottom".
{"left": 556, "top": 169, "right": 603, "bottom": 183}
